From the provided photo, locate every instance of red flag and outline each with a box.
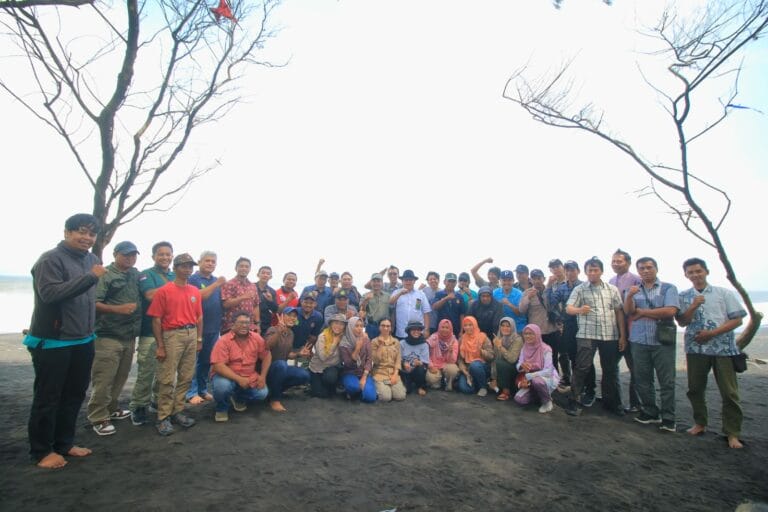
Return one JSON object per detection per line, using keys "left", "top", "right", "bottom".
{"left": 210, "top": 0, "right": 236, "bottom": 23}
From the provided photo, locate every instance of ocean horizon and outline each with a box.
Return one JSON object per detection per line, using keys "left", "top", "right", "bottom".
{"left": 2, "top": 274, "right": 767, "bottom": 335}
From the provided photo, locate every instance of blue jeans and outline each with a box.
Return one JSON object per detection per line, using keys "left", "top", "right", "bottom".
{"left": 341, "top": 373, "right": 377, "bottom": 403}
{"left": 266, "top": 360, "right": 310, "bottom": 400}
{"left": 365, "top": 323, "right": 381, "bottom": 340}
{"left": 456, "top": 361, "right": 490, "bottom": 394}
{"left": 211, "top": 374, "right": 268, "bottom": 412}
{"left": 186, "top": 331, "right": 219, "bottom": 400}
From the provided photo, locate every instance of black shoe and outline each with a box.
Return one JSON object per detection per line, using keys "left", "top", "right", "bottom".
{"left": 634, "top": 412, "right": 662, "bottom": 425}
{"left": 564, "top": 399, "right": 581, "bottom": 417}
{"left": 613, "top": 407, "right": 626, "bottom": 417}
{"left": 624, "top": 405, "right": 641, "bottom": 414}
{"left": 659, "top": 420, "right": 677, "bottom": 432}
{"left": 580, "top": 392, "right": 596, "bottom": 408}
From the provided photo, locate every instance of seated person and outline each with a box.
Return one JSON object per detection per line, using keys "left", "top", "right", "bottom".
{"left": 514, "top": 324, "right": 559, "bottom": 413}
{"left": 264, "top": 308, "right": 311, "bottom": 412}
{"left": 308, "top": 314, "right": 346, "bottom": 398}
{"left": 371, "top": 319, "right": 407, "bottom": 402}
{"left": 456, "top": 316, "right": 495, "bottom": 396}
{"left": 492, "top": 317, "right": 524, "bottom": 401}
{"left": 339, "top": 317, "right": 376, "bottom": 403}
{"left": 400, "top": 321, "right": 430, "bottom": 396}
{"left": 210, "top": 312, "right": 271, "bottom": 422}
{"left": 425, "top": 319, "right": 460, "bottom": 391}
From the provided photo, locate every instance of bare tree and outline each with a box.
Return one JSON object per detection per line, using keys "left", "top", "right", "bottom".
{"left": 503, "top": 0, "right": 767, "bottom": 347}
{"left": 0, "top": 0, "right": 282, "bottom": 256}
{"left": 1, "top": 0, "right": 93, "bottom": 9}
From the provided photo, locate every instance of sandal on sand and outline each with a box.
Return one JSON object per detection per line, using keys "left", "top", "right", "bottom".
{"left": 497, "top": 392, "right": 510, "bottom": 401}
{"left": 187, "top": 395, "right": 205, "bottom": 405}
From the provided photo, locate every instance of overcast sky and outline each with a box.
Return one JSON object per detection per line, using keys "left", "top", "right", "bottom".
{"left": 2, "top": 0, "right": 766, "bottom": 291}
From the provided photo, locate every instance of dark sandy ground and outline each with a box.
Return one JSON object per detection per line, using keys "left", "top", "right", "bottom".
{"left": 0, "top": 333, "right": 766, "bottom": 512}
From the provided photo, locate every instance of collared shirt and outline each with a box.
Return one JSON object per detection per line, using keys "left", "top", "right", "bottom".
{"left": 393, "top": 288, "right": 432, "bottom": 338}
{"left": 458, "top": 287, "right": 478, "bottom": 307}
{"left": 138, "top": 265, "right": 175, "bottom": 336}
{"left": 221, "top": 277, "right": 259, "bottom": 332}
{"left": 301, "top": 284, "right": 333, "bottom": 314}
{"left": 188, "top": 272, "right": 223, "bottom": 335}
{"left": 679, "top": 285, "right": 746, "bottom": 356}
{"left": 210, "top": 330, "right": 269, "bottom": 378}
{"left": 550, "top": 279, "right": 582, "bottom": 327}
{"left": 256, "top": 282, "right": 277, "bottom": 333}
{"left": 567, "top": 281, "right": 623, "bottom": 341}
{"left": 627, "top": 280, "right": 680, "bottom": 346}
{"left": 519, "top": 288, "right": 557, "bottom": 335}
{"left": 371, "top": 335, "right": 401, "bottom": 382}
{"left": 95, "top": 263, "right": 141, "bottom": 340}
{"left": 291, "top": 309, "right": 323, "bottom": 349}
{"left": 383, "top": 282, "right": 402, "bottom": 293}
{"left": 323, "top": 304, "right": 358, "bottom": 326}
{"left": 362, "top": 290, "right": 391, "bottom": 324}
{"left": 610, "top": 272, "right": 642, "bottom": 298}
{"left": 492, "top": 287, "right": 526, "bottom": 332}
{"left": 433, "top": 290, "right": 466, "bottom": 337}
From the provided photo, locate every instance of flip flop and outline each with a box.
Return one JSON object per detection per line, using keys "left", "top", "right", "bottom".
{"left": 496, "top": 392, "right": 510, "bottom": 401}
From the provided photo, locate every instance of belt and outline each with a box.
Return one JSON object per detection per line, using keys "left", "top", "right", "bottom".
{"left": 171, "top": 324, "right": 196, "bottom": 330}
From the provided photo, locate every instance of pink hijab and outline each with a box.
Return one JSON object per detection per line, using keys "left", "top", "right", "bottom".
{"left": 521, "top": 323, "right": 551, "bottom": 371}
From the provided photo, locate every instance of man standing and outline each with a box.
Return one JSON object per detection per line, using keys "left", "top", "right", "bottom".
{"left": 493, "top": 270, "right": 526, "bottom": 332}
{"left": 323, "top": 289, "right": 358, "bottom": 325}
{"left": 359, "top": 273, "right": 391, "bottom": 340}
{"left": 470, "top": 257, "right": 500, "bottom": 290}
{"left": 519, "top": 268, "right": 559, "bottom": 367}
{"left": 210, "top": 312, "right": 271, "bottom": 422}
{"left": 275, "top": 271, "right": 300, "bottom": 316}
{"left": 390, "top": 270, "right": 432, "bottom": 339}
{"left": 677, "top": 257, "right": 746, "bottom": 449}
{"left": 25, "top": 213, "right": 105, "bottom": 468}
{"left": 186, "top": 250, "right": 226, "bottom": 405}
{"left": 610, "top": 248, "right": 642, "bottom": 413}
{"left": 301, "top": 270, "right": 334, "bottom": 314}
{"left": 129, "top": 241, "right": 174, "bottom": 426}
{"left": 147, "top": 253, "right": 203, "bottom": 436}
{"left": 87, "top": 241, "right": 141, "bottom": 436}
{"left": 221, "top": 257, "right": 260, "bottom": 333}
{"left": 432, "top": 273, "right": 466, "bottom": 337}
{"left": 457, "top": 272, "right": 478, "bottom": 307}
{"left": 565, "top": 257, "right": 627, "bottom": 416}
{"left": 623, "top": 257, "right": 679, "bottom": 432}
{"left": 513, "top": 264, "right": 532, "bottom": 291}
{"left": 255, "top": 265, "right": 278, "bottom": 334}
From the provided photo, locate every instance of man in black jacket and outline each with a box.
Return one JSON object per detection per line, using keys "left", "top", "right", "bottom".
{"left": 24, "top": 213, "right": 106, "bottom": 469}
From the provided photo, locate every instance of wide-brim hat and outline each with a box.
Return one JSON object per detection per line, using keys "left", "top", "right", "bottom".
{"left": 327, "top": 313, "right": 348, "bottom": 324}
{"left": 401, "top": 269, "right": 418, "bottom": 280}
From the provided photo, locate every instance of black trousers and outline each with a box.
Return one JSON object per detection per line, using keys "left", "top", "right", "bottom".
{"left": 28, "top": 341, "right": 94, "bottom": 462}
{"left": 309, "top": 366, "right": 339, "bottom": 398}
{"left": 401, "top": 365, "right": 427, "bottom": 393}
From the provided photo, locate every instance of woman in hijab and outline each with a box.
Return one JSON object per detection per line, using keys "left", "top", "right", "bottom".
{"left": 456, "top": 316, "right": 495, "bottom": 396}
{"left": 514, "top": 323, "right": 559, "bottom": 413}
{"left": 467, "top": 286, "right": 504, "bottom": 339}
{"left": 371, "top": 318, "right": 407, "bottom": 402}
{"left": 399, "top": 321, "right": 431, "bottom": 395}
{"left": 492, "top": 317, "right": 524, "bottom": 401}
{"left": 339, "top": 317, "right": 377, "bottom": 403}
{"left": 425, "top": 319, "right": 460, "bottom": 391}
{"left": 308, "top": 313, "right": 346, "bottom": 398}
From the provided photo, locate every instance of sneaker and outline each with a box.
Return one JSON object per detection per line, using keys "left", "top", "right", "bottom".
{"left": 147, "top": 401, "right": 158, "bottom": 413}
{"left": 624, "top": 405, "right": 641, "bottom": 414}
{"left": 538, "top": 401, "right": 554, "bottom": 414}
{"left": 92, "top": 420, "right": 116, "bottom": 436}
{"left": 156, "top": 417, "right": 174, "bottom": 436}
{"left": 564, "top": 399, "right": 581, "bottom": 417}
{"left": 580, "top": 392, "right": 596, "bottom": 408}
{"left": 171, "top": 412, "right": 196, "bottom": 428}
{"left": 477, "top": 388, "right": 488, "bottom": 397}
{"left": 659, "top": 420, "right": 677, "bottom": 432}
{"left": 215, "top": 411, "right": 229, "bottom": 423}
{"left": 229, "top": 396, "right": 247, "bottom": 412}
{"left": 109, "top": 409, "right": 131, "bottom": 421}
{"left": 556, "top": 384, "right": 572, "bottom": 394}
{"left": 131, "top": 407, "right": 148, "bottom": 426}
{"left": 634, "top": 412, "right": 662, "bottom": 425}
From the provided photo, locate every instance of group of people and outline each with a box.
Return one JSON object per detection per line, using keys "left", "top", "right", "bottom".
{"left": 24, "top": 213, "right": 749, "bottom": 468}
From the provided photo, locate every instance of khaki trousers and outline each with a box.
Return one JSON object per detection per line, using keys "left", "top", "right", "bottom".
{"left": 87, "top": 337, "right": 136, "bottom": 423}
{"left": 156, "top": 328, "right": 197, "bottom": 421}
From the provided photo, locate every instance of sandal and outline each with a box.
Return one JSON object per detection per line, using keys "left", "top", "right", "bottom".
{"left": 497, "top": 392, "right": 510, "bottom": 401}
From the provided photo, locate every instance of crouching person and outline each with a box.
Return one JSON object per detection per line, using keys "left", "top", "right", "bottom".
{"left": 210, "top": 312, "right": 271, "bottom": 422}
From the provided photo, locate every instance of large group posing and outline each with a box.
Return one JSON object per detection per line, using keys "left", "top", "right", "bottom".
{"left": 24, "top": 214, "right": 749, "bottom": 469}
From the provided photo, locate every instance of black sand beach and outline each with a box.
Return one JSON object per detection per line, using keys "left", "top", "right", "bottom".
{"left": 1, "top": 333, "right": 766, "bottom": 511}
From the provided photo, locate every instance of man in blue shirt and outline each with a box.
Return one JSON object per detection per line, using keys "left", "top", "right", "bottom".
{"left": 301, "top": 270, "right": 333, "bottom": 314}
{"left": 493, "top": 270, "right": 526, "bottom": 332}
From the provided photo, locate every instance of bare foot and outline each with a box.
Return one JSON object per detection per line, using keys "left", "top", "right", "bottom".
{"left": 37, "top": 452, "right": 67, "bottom": 469}
{"left": 728, "top": 436, "right": 744, "bottom": 449}
{"left": 202, "top": 393, "right": 213, "bottom": 401}
{"left": 687, "top": 424, "right": 706, "bottom": 436}
{"left": 417, "top": 388, "right": 427, "bottom": 396}
{"left": 269, "top": 401, "right": 287, "bottom": 412}
{"left": 188, "top": 395, "right": 205, "bottom": 405}
{"left": 67, "top": 446, "right": 92, "bottom": 457}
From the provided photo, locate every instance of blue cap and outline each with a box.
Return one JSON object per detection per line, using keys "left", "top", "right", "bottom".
{"left": 284, "top": 306, "right": 298, "bottom": 315}
{"left": 500, "top": 270, "right": 514, "bottom": 280}
{"left": 113, "top": 241, "right": 139, "bottom": 255}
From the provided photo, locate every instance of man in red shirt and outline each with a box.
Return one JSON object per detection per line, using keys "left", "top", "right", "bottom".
{"left": 147, "top": 253, "right": 203, "bottom": 436}
{"left": 210, "top": 311, "right": 272, "bottom": 422}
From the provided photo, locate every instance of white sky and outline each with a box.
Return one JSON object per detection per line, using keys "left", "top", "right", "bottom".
{"left": 2, "top": 0, "right": 766, "bottom": 291}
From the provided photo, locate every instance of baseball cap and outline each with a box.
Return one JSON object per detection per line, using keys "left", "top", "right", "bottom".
{"left": 548, "top": 258, "right": 564, "bottom": 268}
{"left": 300, "top": 291, "right": 317, "bottom": 301}
{"left": 173, "top": 253, "right": 197, "bottom": 266}
{"left": 334, "top": 289, "right": 349, "bottom": 299}
{"left": 500, "top": 270, "right": 514, "bottom": 280}
{"left": 458, "top": 272, "right": 470, "bottom": 282}
{"left": 530, "top": 269, "right": 545, "bottom": 278}
{"left": 329, "top": 272, "right": 340, "bottom": 279}
{"left": 370, "top": 273, "right": 383, "bottom": 281}
{"left": 564, "top": 260, "right": 579, "bottom": 271}
{"left": 113, "top": 241, "right": 139, "bottom": 255}
{"left": 315, "top": 270, "right": 329, "bottom": 278}
{"left": 514, "top": 264, "right": 529, "bottom": 274}
{"left": 445, "top": 272, "right": 457, "bottom": 281}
